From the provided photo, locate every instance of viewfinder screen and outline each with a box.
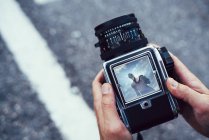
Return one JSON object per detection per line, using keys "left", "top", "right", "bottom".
{"left": 113, "top": 55, "right": 160, "bottom": 103}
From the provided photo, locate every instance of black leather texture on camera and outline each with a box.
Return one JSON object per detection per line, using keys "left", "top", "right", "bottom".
{"left": 124, "top": 94, "right": 176, "bottom": 133}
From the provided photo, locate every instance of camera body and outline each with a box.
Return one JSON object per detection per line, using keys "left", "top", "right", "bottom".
{"left": 94, "top": 14, "right": 179, "bottom": 133}
{"left": 103, "top": 44, "right": 179, "bottom": 133}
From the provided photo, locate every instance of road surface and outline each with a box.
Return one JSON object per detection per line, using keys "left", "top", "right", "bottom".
{"left": 0, "top": 0, "right": 209, "bottom": 139}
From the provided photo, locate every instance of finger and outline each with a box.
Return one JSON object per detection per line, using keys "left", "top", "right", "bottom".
{"left": 171, "top": 53, "right": 198, "bottom": 83}
{"left": 149, "top": 43, "right": 160, "bottom": 48}
{"left": 92, "top": 70, "right": 105, "bottom": 128}
{"left": 166, "top": 78, "right": 203, "bottom": 108}
{"left": 93, "top": 69, "right": 105, "bottom": 87}
{"left": 170, "top": 54, "right": 208, "bottom": 94}
{"left": 101, "top": 83, "right": 121, "bottom": 126}
{"left": 92, "top": 69, "right": 105, "bottom": 104}
{"left": 151, "top": 43, "right": 199, "bottom": 85}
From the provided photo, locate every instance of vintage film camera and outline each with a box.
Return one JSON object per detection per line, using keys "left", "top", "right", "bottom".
{"left": 94, "top": 14, "right": 179, "bottom": 133}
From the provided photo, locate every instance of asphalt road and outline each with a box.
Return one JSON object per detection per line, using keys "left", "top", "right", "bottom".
{"left": 0, "top": 0, "right": 209, "bottom": 140}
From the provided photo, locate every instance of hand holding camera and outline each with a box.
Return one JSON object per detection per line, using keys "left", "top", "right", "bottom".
{"left": 92, "top": 53, "right": 209, "bottom": 139}
{"left": 92, "top": 70, "right": 132, "bottom": 140}
{"left": 166, "top": 54, "right": 209, "bottom": 137}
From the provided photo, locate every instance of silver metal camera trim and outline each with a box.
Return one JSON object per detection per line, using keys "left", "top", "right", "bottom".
{"left": 151, "top": 45, "right": 178, "bottom": 114}
{"left": 103, "top": 45, "right": 166, "bottom": 105}
{"left": 110, "top": 53, "right": 163, "bottom": 106}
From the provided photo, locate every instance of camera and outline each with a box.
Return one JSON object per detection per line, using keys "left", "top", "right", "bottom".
{"left": 94, "top": 14, "right": 179, "bottom": 133}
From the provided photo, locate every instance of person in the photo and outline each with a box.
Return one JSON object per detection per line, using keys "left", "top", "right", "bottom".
{"left": 128, "top": 73, "right": 154, "bottom": 96}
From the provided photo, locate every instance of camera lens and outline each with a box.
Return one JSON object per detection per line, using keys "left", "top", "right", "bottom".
{"left": 94, "top": 13, "right": 148, "bottom": 61}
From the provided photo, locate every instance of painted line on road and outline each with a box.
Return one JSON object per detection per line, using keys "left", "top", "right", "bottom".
{"left": 0, "top": 0, "right": 99, "bottom": 140}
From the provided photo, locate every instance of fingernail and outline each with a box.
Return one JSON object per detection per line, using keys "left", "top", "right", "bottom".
{"left": 102, "top": 84, "right": 111, "bottom": 94}
{"left": 168, "top": 78, "right": 178, "bottom": 88}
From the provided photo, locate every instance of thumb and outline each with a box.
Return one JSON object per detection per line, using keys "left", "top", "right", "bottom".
{"left": 101, "top": 83, "right": 121, "bottom": 125}
{"left": 166, "top": 78, "right": 202, "bottom": 108}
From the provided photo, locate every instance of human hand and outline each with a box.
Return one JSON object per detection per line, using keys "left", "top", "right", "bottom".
{"left": 166, "top": 54, "right": 209, "bottom": 137}
{"left": 92, "top": 70, "right": 132, "bottom": 140}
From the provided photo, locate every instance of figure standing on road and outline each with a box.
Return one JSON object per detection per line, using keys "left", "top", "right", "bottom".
{"left": 128, "top": 73, "right": 154, "bottom": 96}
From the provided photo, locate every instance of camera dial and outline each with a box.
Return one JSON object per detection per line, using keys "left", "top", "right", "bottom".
{"left": 95, "top": 14, "right": 148, "bottom": 61}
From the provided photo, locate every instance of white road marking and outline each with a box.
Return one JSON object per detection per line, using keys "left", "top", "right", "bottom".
{"left": 34, "top": 0, "right": 59, "bottom": 5}
{"left": 0, "top": 0, "right": 99, "bottom": 140}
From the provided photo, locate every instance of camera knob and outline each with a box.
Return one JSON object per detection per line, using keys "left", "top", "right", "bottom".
{"left": 159, "top": 47, "right": 174, "bottom": 76}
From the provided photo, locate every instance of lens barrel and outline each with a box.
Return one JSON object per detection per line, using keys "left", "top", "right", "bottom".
{"left": 95, "top": 14, "right": 148, "bottom": 61}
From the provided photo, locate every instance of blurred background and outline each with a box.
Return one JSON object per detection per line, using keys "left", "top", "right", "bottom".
{"left": 0, "top": 0, "right": 209, "bottom": 140}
